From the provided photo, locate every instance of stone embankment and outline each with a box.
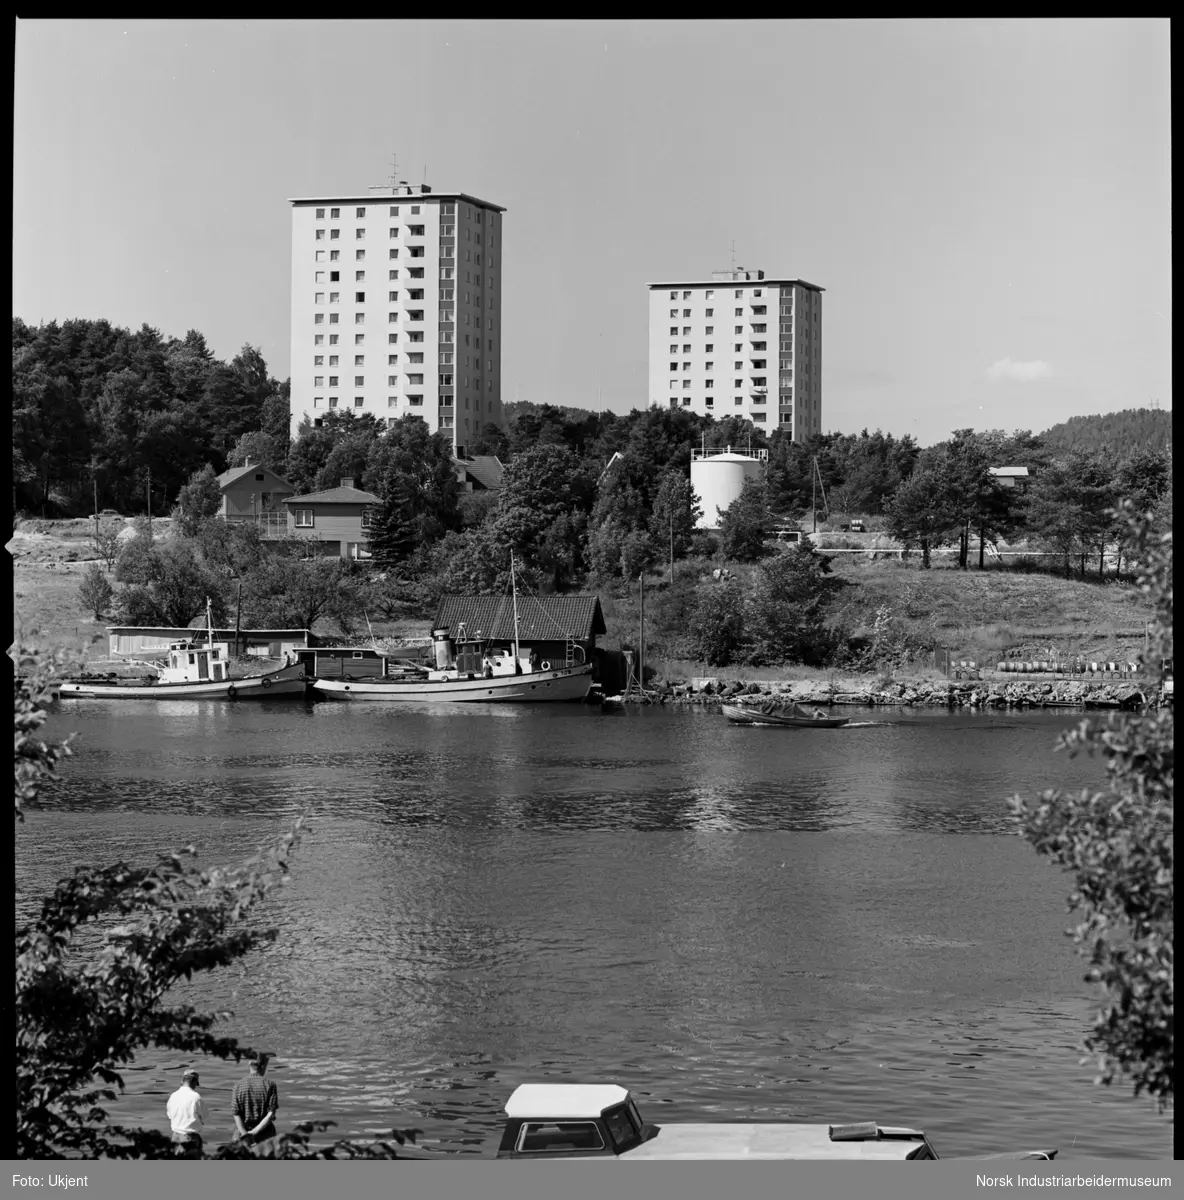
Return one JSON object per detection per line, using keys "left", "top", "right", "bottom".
{"left": 637, "top": 677, "right": 1151, "bottom": 710}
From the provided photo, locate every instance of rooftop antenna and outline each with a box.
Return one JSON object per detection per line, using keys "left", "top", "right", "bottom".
{"left": 730, "top": 240, "right": 736, "bottom": 272}
{"left": 423, "top": 164, "right": 428, "bottom": 186}
{"left": 388, "top": 153, "right": 401, "bottom": 189}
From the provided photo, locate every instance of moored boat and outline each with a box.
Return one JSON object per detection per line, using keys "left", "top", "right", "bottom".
{"left": 309, "top": 553, "right": 594, "bottom": 704}
{"left": 55, "top": 598, "right": 307, "bottom": 700}
{"left": 722, "top": 700, "right": 850, "bottom": 728}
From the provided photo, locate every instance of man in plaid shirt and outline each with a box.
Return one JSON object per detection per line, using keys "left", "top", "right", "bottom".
{"left": 232, "top": 1052, "right": 279, "bottom": 1146}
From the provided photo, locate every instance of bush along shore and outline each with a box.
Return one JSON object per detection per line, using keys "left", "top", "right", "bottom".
{"left": 633, "top": 677, "right": 1153, "bottom": 710}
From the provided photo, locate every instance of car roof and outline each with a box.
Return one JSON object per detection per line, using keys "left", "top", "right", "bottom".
{"left": 505, "top": 1084, "right": 630, "bottom": 1118}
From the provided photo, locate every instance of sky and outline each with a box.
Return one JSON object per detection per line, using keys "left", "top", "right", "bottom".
{"left": 13, "top": 19, "right": 1171, "bottom": 446}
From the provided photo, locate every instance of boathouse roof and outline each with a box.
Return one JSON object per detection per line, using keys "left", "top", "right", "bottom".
{"left": 432, "top": 594, "right": 607, "bottom": 642}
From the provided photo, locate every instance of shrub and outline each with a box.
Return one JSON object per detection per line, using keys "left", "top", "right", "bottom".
{"left": 743, "top": 543, "right": 841, "bottom": 666}
{"left": 77, "top": 562, "right": 114, "bottom": 619}
{"left": 1009, "top": 505, "right": 1173, "bottom": 1109}
{"left": 688, "top": 579, "right": 745, "bottom": 666}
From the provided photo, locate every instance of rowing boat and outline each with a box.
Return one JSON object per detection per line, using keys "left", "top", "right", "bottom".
{"left": 722, "top": 701, "right": 850, "bottom": 728}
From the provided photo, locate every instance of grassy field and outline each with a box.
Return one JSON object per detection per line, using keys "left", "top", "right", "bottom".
{"left": 11, "top": 521, "right": 1159, "bottom": 676}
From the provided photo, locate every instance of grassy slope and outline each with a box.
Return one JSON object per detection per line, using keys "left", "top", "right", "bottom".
{"left": 12, "top": 523, "right": 1158, "bottom": 674}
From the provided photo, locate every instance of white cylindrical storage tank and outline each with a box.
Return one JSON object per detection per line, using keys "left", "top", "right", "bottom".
{"left": 691, "top": 450, "right": 766, "bottom": 530}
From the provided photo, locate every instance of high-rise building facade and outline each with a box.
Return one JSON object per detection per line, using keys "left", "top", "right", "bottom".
{"left": 289, "top": 183, "right": 506, "bottom": 455}
{"left": 647, "top": 269, "right": 823, "bottom": 440}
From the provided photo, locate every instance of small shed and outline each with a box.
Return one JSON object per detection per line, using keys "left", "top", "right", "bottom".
{"left": 988, "top": 466, "right": 1031, "bottom": 490}
{"left": 431, "top": 594, "right": 607, "bottom": 669}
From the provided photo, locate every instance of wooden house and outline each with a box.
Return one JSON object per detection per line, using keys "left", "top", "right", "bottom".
{"left": 431, "top": 594, "right": 607, "bottom": 673}
{"left": 281, "top": 477, "right": 381, "bottom": 559}
{"left": 216, "top": 461, "right": 296, "bottom": 539}
{"left": 453, "top": 454, "right": 506, "bottom": 493}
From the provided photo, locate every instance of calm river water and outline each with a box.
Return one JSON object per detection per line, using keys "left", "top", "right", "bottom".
{"left": 17, "top": 701, "right": 1170, "bottom": 1159}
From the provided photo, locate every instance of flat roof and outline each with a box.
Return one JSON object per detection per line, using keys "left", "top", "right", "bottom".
{"left": 649, "top": 279, "right": 824, "bottom": 292}
{"left": 505, "top": 1084, "right": 629, "bottom": 1119}
{"left": 289, "top": 192, "right": 506, "bottom": 213}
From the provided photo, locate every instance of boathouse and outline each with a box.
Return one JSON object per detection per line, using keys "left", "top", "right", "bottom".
{"left": 431, "top": 594, "right": 607, "bottom": 671}
{"left": 107, "top": 625, "right": 318, "bottom": 660}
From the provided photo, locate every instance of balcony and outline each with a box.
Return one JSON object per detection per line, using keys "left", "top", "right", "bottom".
{"left": 224, "top": 511, "right": 289, "bottom": 539}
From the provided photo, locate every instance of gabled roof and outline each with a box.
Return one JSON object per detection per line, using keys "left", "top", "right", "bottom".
{"left": 455, "top": 455, "right": 505, "bottom": 490}
{"left": 989, "top": 466, "right": 1030, "bottom": 478}
{"left": 216, "top": 463, "right": 295, "bottom": 491}
{"left": 432, "top": 594, "right": 607, "bottom": 642}
{"left": 283, "top": 486, "right": 381, "bottom": 505}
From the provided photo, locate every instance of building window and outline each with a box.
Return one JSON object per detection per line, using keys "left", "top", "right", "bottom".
{"left": 682, "top": 308, "right": 691, "bottom": 317}
{"left": 682, "top": 326, "right": 691, "bottom": 335}
{"left": 329, "top": 314, "right": 339, "bottom": 324}
{"left": 315, "top": 292, "right": 324, "bottom": 304}
{"left": 328, "top": 355, "right": 339, "bottom": 366}
{"left": 329, "top": 292, "right": 339, "bottom": 303}
{"left": 668, "top": 290, "right": 677, "bottom": 300}
{"left": 705, "top": 379, "right": 713, "bottom": 388}
{"left": 329, "top": 375, "right": 338, "bottom": 386}
{"left": 356, "top": 207, "right": 366, "bottom": 218}
{"left": 670, "top": 362, "right": 678, "bottom": 372}
{"left": 669, "top": 326, "right": 678, "bottom": 336}
{"left": 354, "top": 396, "right": 364, "bottom": 407}
{"left": 735, "top": 326, "right": 742, "bottom": 334}
{"left": 752, "top": 305, "right": 767, "bottom": 315}
{"left": 328, "top": 334, "right": 338, "bottom": 344}
{"left": 754, "top": 289, "right": 762, "bottom": 297}
{"left": 734, "top": 379, "right": 742, "bottom": 389}
{"left": 356, "top": 271, "right": 366, "bottom": 282}
{"left": 356, "top": 292, "right": 365, "bottom": 303}
{"left": 752, "top": 323, "right": 767, "bottom": 333}
{"left": 705, "top": 308, "right": 714, "bottom": 318}
{"left": 314, "top": 375, "right": 324, "bottom": 386}
{"left": 387, "top": 375, "right": 398, "bottom": 386}
{"left": 682, "top": 344, "right": 691, "bottom": 353}
{"left": 669, "top": 309, "right": 678, "bottom": 318}
{"left": 669, "top": 344, "right": 677, "bottom": 354}
{"left": 389, "top": 249, "right": 399, "bottom": 260}
{"left": 329, "top": 271, "right": 340, "bottom": 282}
{"left": 330, "top": 230, "right": 340, "bottom": 240}
{"left": 355, "top": 314, "right": 365, "bottom": 324}
{"left": 294, "top": 509, "right": 315, "bottom": 527}
{"left": 752, "top": 360, "right": 767, "bottom": 369}
{"left": 355, "top": 229, "right": 366, "bottom": 240}
{"left": 752, "top": 377, "right": 767, "bottom": 386}
{"left": 329, "top": 207, "right": 340, "bottom": 219}
{"left": 330, "top": 250, "right": 339, "bottom": 261}
{"left": 752, "top": 341, "right": 767, "bottom": 351}
{"left": 408, "top": 352, "right": 424, "bottom": 363}
{"left": 315, "top": 251, "right": 325, "bottom": 262}
{"left": 440, "top": 373, "right": 453, "bottom": 385}
{"left": 389, "top": 206, "right": 399, "bottom": 216}
{"left": 752, "top": 412, "right": 767, "bottom": 421}
{"left": 441, "top": 267, "right": 454, "bottom": 279}
{"left": 315, "top": 230, "right": 325, "bottom": 241}
{"left": 314, "top": 355, "right": 324, "bottom": 366}
{"left": 328, "top": 396, "right": 339, "bottom": 408}
{"left": 681, "top": 397, "right": 691, "bottom": 406}
{"left": 315, "top": 207, "right": 325, "bottom": 219}
{"left": 682, "top": 380, "right": 691, "bottom": 390}
{"left": 355, "top": 355, "right": 364, "bottom": 366}
{"left": 441, "top": 224, "right": 455, "bottom": 236}
{"left": 409, "top": 396, "right": 424, "bottom": 406}
{"left": 735, "top": 308, "right": 743, "bottom": 316}
{"left": 314, "top": 334, "right": 324, "bottom": 345}
{"left": 389, "top": 271, "right": 399, "bottom": 281}
{"left": 441, "top": 203, "right": 454, "bottom": 215}
{"left": 410, "top": 247, "right": 424, "bottom": 258}
{"left": 705, "top": 397, "right": 714, "bottom": 407}
{"left": 734, "top": 397, "right": 743, "bottom": 406}
{"left": 355, "top": 333, "right": 364, "bottom": 345}
{"left": 315, "top": 314, "right": 324, "bottom": 326}
{"left": 408, "top": 225, "right": 425, "bottom": 236}
{"left": 356, "top": 250, "right": 366, "bottom": 262}
{"left": 408, "top": 373, "right": 424, "bottom": 384}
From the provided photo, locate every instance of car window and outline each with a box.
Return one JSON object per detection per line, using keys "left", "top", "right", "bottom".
{"left": 603, "top": 1105, "right": 639, "bottom": 1149}
{"left": 517, "top": 1122, "right": 605, "bottom": 1153}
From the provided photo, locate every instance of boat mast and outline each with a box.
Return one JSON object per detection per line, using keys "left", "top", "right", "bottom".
{"left": 510, "top": 551, "right": 521, "bottom": 663}
{"left": 206, "top": 596, "right": 214, "bottom": 644}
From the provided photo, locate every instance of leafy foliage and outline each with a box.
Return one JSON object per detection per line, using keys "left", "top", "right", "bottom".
{"left": 884, "top": 468, "right": 957, "bottom": 568}
{"left": 173, "top": 464, "right": 223, "bottom": 537}
{"left": 744, "top": 543, "right": 841, "bottom": 666}
{"left": 718, "top": 477, "right": 770, "bottom": 563}
{"left": 238, "top": 545, "right": 368, "bottom": 635}
{"left": 91, "top": 518, "right": 122, "bottom": 571}
{"left": 77, "top": 562, "right": 114, "bottom": 619}
{"left": 1039, "top": 408, "right": 1172, "bottom": 459}
{"left": 14, "top": 646, "right": 79, "bottom": 822}
{"left": 1010, "top": 506, "right": 1173, "bottom": 1109}
{"left": 688, "top": 578, "right": 746, "bottom": 667}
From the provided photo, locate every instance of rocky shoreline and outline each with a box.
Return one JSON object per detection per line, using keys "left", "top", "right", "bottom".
{"left": 630, "top": 677, "right": 1153, "bottom": 710}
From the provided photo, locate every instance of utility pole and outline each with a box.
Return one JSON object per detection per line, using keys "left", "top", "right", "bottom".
{"left": 638, "top": 573, "right": 645, "bottom": 695}
{"left": 146, "top": 467, "right": 152, "bottom": 526}
{"left": 669, "top": 510, "right": 675, "bottom": 585}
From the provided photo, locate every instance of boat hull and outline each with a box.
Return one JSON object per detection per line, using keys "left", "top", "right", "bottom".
{"left": 722, "top": 703, "right": 850, "bottom": 728}
{"left": 55, "top": 664, "right": 307, "bottom": 700}
{"left": 311, "top": 664, "right": 594, "bottom": 703}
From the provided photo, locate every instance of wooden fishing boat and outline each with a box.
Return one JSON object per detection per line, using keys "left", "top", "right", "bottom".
{"left": 55, "top": 598, "right": 307, "bottom": 700}
{"left": 494, "top": 1083, "right": 1056, "bottom": 1161}
{"left": 722, "top": 701, "right": 850, "bottom": 728}
{"left": 309, "top": 553, "right": 594, "bottom": 704}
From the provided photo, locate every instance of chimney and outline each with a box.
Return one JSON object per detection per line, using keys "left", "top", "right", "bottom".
{"left": 341, "top": 477, "right": 355, "bottom": 489}
{"left": 244, "top": 456, "right": 252, "bottom": 467}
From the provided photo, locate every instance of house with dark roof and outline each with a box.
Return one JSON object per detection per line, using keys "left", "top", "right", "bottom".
{"left": 216, "top": 460, "right": 296, "bottom": 537}
{"left": 988, "top": 466, "right": 1031, "bottom": 490}
{"left": 432, "top": 593, "right": 607, "bottom": 670}
{"left": 454, "top": 454, "right": 506, "bottom": 492}
{"left": 281, "top": 477, "right": 382, "bottom": 559}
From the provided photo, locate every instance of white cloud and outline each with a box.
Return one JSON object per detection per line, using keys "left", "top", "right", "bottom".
{"left": 986, "top": 358, "right": 1052, "bottom": 382}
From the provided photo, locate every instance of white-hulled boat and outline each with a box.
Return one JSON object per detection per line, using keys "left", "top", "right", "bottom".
{"left": 310, "top": 553, "right": 594, "bottom": 704}
{"left": 55, "top": 599, "right": 307, "bottom": 700}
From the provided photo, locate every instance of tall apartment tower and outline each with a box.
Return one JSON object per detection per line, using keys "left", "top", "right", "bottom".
{"left": 647, "top": 269, "right": 823, "bottom": 440}
{"left": 289, "top": 182, "right": 506, "bottom": 455}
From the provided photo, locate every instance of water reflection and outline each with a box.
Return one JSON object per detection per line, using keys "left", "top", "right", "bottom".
{"left": 21, "top": 704, "right": 1169, "bottom": 1159}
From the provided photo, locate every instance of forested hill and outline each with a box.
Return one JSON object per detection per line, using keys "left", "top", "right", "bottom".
{"left": 1038, "top": 408, "right": 1172, "bottom": 458}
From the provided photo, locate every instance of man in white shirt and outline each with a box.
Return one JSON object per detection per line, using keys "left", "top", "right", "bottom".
{"left": 166, "top": 1069, "right": 207, "bottom": 1157}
